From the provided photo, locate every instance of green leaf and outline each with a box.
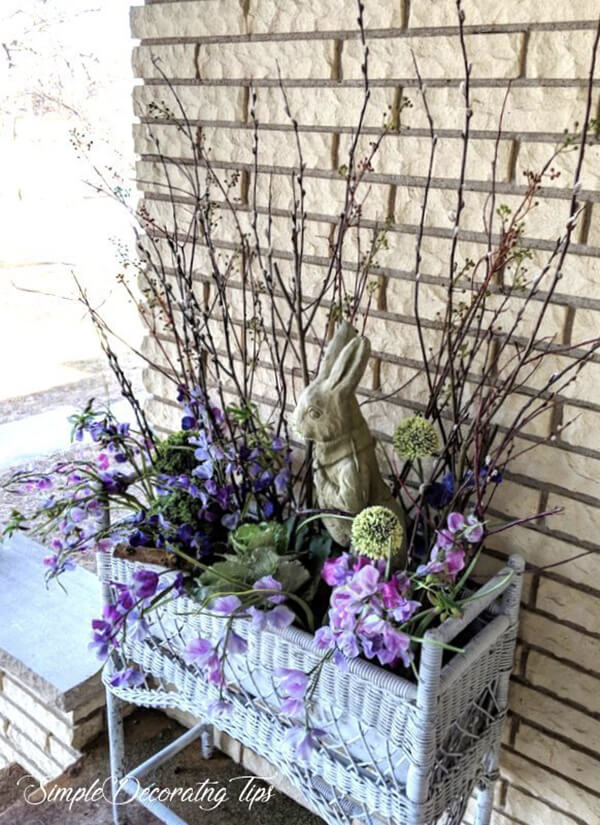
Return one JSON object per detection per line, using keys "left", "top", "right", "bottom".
{"left": 307, "top": 534, "right": 332, "bottom": 563}
{"left": 198, "top": 560, "right": 248, "bottom": 591}
{"left": 249, "top": 546, "right": 280, "bottom": 579}
{"left": 229, "top": 522, "right": 287, "bottom": 555}
{"left": 276, "top": 559, "right": 311, "bottom": 593}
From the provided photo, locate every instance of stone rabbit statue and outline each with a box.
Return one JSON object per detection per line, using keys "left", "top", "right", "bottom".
{"left": 294, "top": 321, "right": 405, "bottom": 548}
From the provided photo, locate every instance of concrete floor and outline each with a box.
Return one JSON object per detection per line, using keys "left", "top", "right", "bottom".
{"left": 0, "top": 709, "right": 324, "bottom": 825}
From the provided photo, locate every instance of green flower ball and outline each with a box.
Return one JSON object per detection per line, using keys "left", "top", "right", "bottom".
{"left": 392, "top": 416, "right": 439, "bottom": 461}
{"left": 351, "top": 506, "right": 404, "bottom": 561}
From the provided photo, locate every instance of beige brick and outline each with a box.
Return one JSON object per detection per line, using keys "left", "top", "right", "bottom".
{"left": 47, "top": 736, "right": 80, "bottom": 770}
{"left": 510, "top": 439, "right": 600, "bottom": 499}
{"left": 255, "top": 171, "right": 391, "bottom": 222}
{"left": 517, "top": 139, "right": 600, "bottom": 192}
{"left": 133, "top": 122, "right": 333, "bottom": 168}
{"left": 133, "top": 83, "right": 245, "bottom": 122}
{"left": 486, "top": 526, "right": 600, "bottom": 587}
{"left": 509, "top": 682, "right": 600, "bottom": 753}
{"left": 131, "top": 2, "right": 247, "bottom": 40}
{"left": 513, "top": 722, "right": 600, "bottom": 791}
{"left": 502, "top": 785, "right": 581, "bottom": 825}
{"left": 0, "top": 735, "right": 48, "bottom": 784}
{"left": 545, "top": 493, "right": 600, "bottom": 546}
{"left": 3, "top": 726, "right": 63, "bottom": 781}
{"left": 369, "top": 133, "right": 514, "bottom": 182}
{"left": 525, "top": 650, "right": 600, "bottom": 713}
{"left": 560, "top": 404, "right": 600, "bottom": 453}
{"left": 536, "top": 577, "right": 599, "bottom": 632}
{"left": 0, "top": 709, "right": 49, "bottom": 753}
{"left": 501, "top": 746, "right": 600, "bottom": 824}
{"left": 402, "top": 86, "right": 590, "bottom": 134}
{"left": 253, "top": 86, "right": 395, "bottom": 128}
{"left": 132, "top": 40, "right": 334, "bottom": 80}
{"left": 528, "top": 30, "right": 599, "bottom": 79}
{"left": 409, "top": 0, "right": 600, "bottom": 26}
{"left": 344, "top": 34, "right": 524, "bottom": 80}
{"left": 586, "top": 202, "right": 600, "bottom": 247}
{"left": 1, "top": 678, "right": 72, "bottom": 744}
{"left": 247, "top": 0, "right": 405, "bottom": 33}
{"left": 520, "top": 607, "right": 600, "bottom": 666}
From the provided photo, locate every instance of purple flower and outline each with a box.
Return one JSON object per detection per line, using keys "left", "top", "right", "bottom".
{"left": 358, "top": 613, "right": 386, "bottom": 638}
{"left": 266, "top": 605, "right": 295, "bottom": 629}
{"left": 337, "top": 630, "right": 360, "bottom": 660}
{"left": 89, "top": 612, "right": 119, "bottom": 660}
{"left": 253, "top": 575, "right": 285, "bottom": 604}
{"left": 274, "top": 667, "right": 309, "bottom": 699}
{"left": 97, "top": 453, "right": 110, "bottom": 470}
{"left": 391, "top": 598, "right": 421, "bottom": 623}
{"left": 221, "top": 512, "right": 240, "bottom": 531}
{"left": 194, "top": 461, "right": 214, "bottom": 480}
{"left": 447, "top": 512, "right": 466, "bottom": 533}
{"left": 378, "top": 626, "right": 412, "bottom": 668}
{"left": 70, "top": 506, "right": 87, "bottom": 524}
{"left": 206, "top": 653, "right": 224, "bottom": 687}
{"left": 207, "top": 699, "right": 233, "bottom": 718}
{"left": 181, "top": 415, "right": 196, "bottom": 431}
{"left": 348, "top": 564, "right": 380, "bottom": 598}
{"left": 43, "top": 554, "right": 76, "bottom": 574}
{"left": 322, "top": 554, "right": 353, "bottom": 587}
{"left": 184, "top": 637, "right": 214, "bottom": 666}
{"left": 464, "top": 514, "right": 484, "bottom": 544}
{"left": 416, "top": 546, "right": 445, "bottom": 577}
{"left": 109, "top": 667, "right": 145, "bottom": 688}
{"left": 314, "top": 626, "right": 335, "bottom": 651}
{"left": 282, "top": 726, "right": 327, "bottom": 764}
{"left": 227, "top": 631, "right": 248, "bottom": 655}
{"left": 445, "top": 548, "right": 466, "bottom": 580}
{"left": 435, "top": 528, "right": 455, "bottom": 551}
{"left": 247, "top": 606, "right": 267, "bottom": 630}
{"left": 211, "top": 595, "right": 242, "bottom": 615}
{"left": 131, "top": 569, "right": 159, "bottom": 600}
{"left": 280, "top": 697, "right": 305, "bottom": 717}
{"left": 274, "top": 467, "right": 290, "bottom": 494}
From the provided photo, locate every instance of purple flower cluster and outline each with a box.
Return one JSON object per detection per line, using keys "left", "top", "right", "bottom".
{"left": 282, "top": 725, "right": 327, "bottom": 764}
{"left": 319, "top": 556, "right": 420, "bottom": 670}
{"left": 417, "top": 512, "right": 484, "bottom": 581}
{"left": 162, "top": 387, "right": 293, "bottom": 541}
{"left": 89, "top": 569, "right": 183, "bottom": 661}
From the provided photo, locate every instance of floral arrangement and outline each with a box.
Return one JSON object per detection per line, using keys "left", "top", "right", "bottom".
{"left": 3, "top": 0, "right": 600, "bottom": 764}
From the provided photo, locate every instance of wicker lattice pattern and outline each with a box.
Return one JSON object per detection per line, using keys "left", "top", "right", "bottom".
{"left": 97, "top": 552, "right": 523, "bottom": 825}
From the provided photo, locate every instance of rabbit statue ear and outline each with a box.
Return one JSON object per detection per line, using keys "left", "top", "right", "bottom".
{"left": 325, "top": 336, "right": 371, "bottom": 394}
{"left": 318, "top": 321, "right": 357, "bottom": 379}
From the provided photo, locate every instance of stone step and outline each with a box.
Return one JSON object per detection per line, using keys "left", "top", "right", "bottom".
{"left": 0, "top": 534, "right": 106, "bottom": 782}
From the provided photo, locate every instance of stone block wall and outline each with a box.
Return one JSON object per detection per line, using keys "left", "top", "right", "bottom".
{"left": 130, "top": 2, "right": 600, "bottom": 823}
{"left": 0, "top": 670, "right": 105, "bottom": 783}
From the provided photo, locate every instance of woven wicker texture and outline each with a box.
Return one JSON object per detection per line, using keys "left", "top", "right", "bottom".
{"left": 97, "top": 551, "right": 523, "bottom": 825}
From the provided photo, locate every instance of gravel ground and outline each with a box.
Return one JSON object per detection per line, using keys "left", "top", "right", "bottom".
{"left": 0, "top": 709, "right": 323, "bottom": 825}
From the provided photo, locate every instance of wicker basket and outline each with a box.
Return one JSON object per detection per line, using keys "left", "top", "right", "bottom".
{"left": 97, "top": 550, "right": 523, "bottom": 825}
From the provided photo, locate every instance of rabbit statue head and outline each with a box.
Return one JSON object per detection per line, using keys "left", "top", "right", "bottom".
{"left": 294, "top": 321, "right": 405, "bottom": 552}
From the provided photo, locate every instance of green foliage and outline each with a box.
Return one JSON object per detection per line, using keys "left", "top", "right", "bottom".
{"left": 149, "top": 491, "right": 199, "bottom": 528}
{"left": 153, "top": 430, "right": 198, "bottom": 476}
{"left": 194, "top": 520, "right": 310, "bottom": 599}
{"left": 229, "top": 521, "right": 287, "bottom": 556}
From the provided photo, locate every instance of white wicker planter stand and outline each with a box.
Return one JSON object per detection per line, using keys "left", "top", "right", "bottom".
{"left": 97, "top": 550, "right": 523, "bottom": 825}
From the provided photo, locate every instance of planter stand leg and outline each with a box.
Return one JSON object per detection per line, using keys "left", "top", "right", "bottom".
{"left": 200, "top": 724, "right": 214, "bottom": 759}
{"left": 474, "top": 759, "right": 499, "bottom": 825}
{"left": 106, "top": 688, "right": 128, "bottom": 825}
